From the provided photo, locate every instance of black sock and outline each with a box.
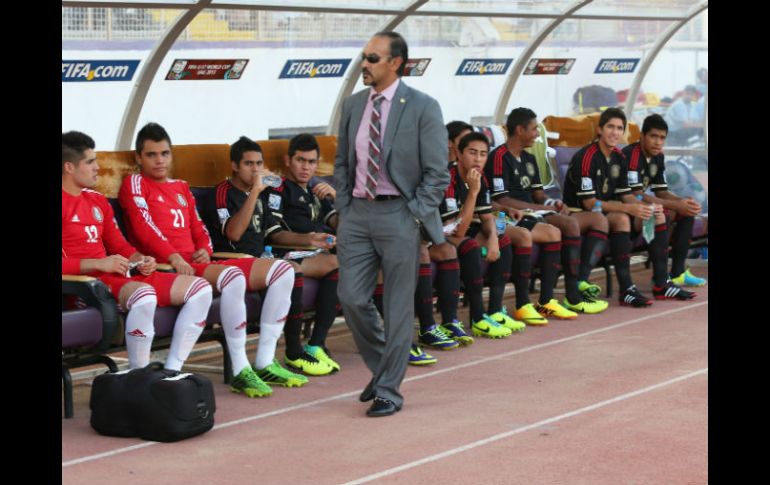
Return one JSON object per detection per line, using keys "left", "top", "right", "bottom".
{"left": 650, "top": 223, "right": 670, "bottom": 287}
{"left": 670, "top": 215, "right": 694, "bottom": 277}
{"left": 579, "top": 229, "right": 608, "bottom": 281}
{"left": 562, "top": 236, "right": 582, "bottom": 304}
{"left": 458, "top": 238, "right": 485, "bottom": 322}
{"left": 373, "top": 283, "right": 384, "bottom": 319}
{"left": 488, "top": 235, "right": 514, "bottom": 314}
{"left": 609, "top": 232, "right": 633, "bottom": 292}
{"left": 436, "top": 258, "right": 460, "bottom": 324}
{"left": 509, "top": 240, "right": 530, "bottom": 310}
{"left": 309, "top": 269, "right": 339, "bottom": 347}
{"left": 538, "top": 241, "right": 561, "bottom": 304}
{"left": 415, "top": 263, "right": 435, "bottom": 332}
{"left": 284, "top": 272, "right": 304, "bottom": 360}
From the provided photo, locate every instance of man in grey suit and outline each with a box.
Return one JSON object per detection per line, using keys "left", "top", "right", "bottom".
{"left": 334, "top": 31, "right": 449, "bottom": 417}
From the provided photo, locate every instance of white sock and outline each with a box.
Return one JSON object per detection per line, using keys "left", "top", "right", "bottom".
{"left": 255, "top": 260, "right": 294, "bottom": 369}
{"left": 165, "top": 278, "right": 212, "bottom": 371}
{"left": 217, "top": 267, "right": 251, "bottom": 376}
{"left": 124, "top": 286, "right": 157, "bottom": 369}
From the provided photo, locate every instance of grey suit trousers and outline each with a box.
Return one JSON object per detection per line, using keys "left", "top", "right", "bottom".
{"left": 336, "top": 197, "right": 421, "bottom": 408}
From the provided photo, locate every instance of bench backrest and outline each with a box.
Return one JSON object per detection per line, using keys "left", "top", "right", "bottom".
{"left": 95, "top": 136, "right": 338, "bottom": 198}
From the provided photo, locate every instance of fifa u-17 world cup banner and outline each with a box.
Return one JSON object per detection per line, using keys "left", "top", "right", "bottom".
{"left": 166, "top": 59, "right": 249, "bottom": 80}
{"left": 523, "top": 58, "right": 576, "bottom": 75}
{"left": 62, "top": 60, "right": 140, "bottom": 82}
{"left": 594, "top": 58, "right": 640, "bottom": 74}
{"left": 403, "top": 58, "right": 432, "bottom": 77}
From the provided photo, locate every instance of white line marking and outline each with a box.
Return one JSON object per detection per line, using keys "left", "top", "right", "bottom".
{"left": 62, "top": 443, "right": 157, "bottom": 467}
{"left": 338, "top": 368, "right": 708, "bottom": 485}
{"left": 63, "top": 301, "right": 706, "bottom": 467}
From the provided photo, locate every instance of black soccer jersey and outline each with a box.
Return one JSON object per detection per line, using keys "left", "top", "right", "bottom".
{"left": 265, "top": 178, "right": 336, "bottom": 235}
{"left": 621, "top": 142, "right": 668, "bottom": 193}
{"left": 563, "top": 142, "right": 631, "bottom": 208}
{"left": 440, "top": 164, "right": 493, "bottom": 234}
{"left": 204, "top": 179, "right": 283, "bottom": 255}
{"left": 485, "top": 144, "right": 543, "bottom": 204}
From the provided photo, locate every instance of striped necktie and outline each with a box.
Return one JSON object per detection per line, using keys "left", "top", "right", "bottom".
{"left": 365, "top": 93, "right": 385, "bottom": 200}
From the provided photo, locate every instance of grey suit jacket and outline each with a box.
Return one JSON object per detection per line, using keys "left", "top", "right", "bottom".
{"left": 333, "top": 80, "right": 449, "bottom": 243}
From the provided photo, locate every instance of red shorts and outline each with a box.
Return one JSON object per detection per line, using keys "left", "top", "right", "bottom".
{"left": 190, "top": 258, "right": 257, "bottom": 287}
{"left": 95, "top": 271, "right": 180, "bottom": 307}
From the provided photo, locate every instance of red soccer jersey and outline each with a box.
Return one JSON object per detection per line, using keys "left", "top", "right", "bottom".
{"left": 118, "top": 173, "right": 212, "bottom": 263}
{"left": 62, "top": 188, "right": 136, "bottom": 274}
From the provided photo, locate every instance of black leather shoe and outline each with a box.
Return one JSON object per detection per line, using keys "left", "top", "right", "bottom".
{"left": 359, "top": 379, "right": 375, "bottom": 402}
{"left": 366, "top": 397, "right": 401, "bottom": 417}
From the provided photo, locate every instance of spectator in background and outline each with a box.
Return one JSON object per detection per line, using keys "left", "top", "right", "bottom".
{"left": 695, "top": 68, "right": 708, "bottom": 97}
{"left": 665, "top": 85, "right": 702, "bottom": 145}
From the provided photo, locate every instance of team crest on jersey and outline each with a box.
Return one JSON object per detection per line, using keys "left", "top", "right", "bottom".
{"left": 493, "top": 178, "right": 504, "bottom": 192}
{"left": 298, "top": 196, "right": 306, "bottom": 203}
{"left": 446, "top": 198, "right": 458, "bottom": 212}
{"left": 92, "top": 206, "right": 103, "bottom": 223}
{"left": 526, "top": 162, "right": 536, "bottom": 177}
{"left": 649, "top": 163, "right": 658, "bottom": 177}
{"left": 217, "top": 208, "right": 230, "bottom": 224}
{"left": 628, "top": 171, "right": 639, "bottom": 185}
{"left": 643, "top": 176, "right": 650, "bottom": 188}
{"left": 484, "top": 191, "right": 491, "bottom": 204}
{"left": 602, "top": 178, "right": 610, "bottom": 195}
{"left": 176, "top": 194, "right": 187, "bottom": 207}
{"left": 581, "top": 177, "right": 593, "bottom": 191}
{"left": 133, "top": 196, "right": 148, "bottom": 209}
{"left": 268, "top": 193, "right": 282, "bottom": 211}
{"left": 610, "top": 164, "right": 620, "bottom": 179}
{"left": 520, "top": 175, "right": 531, "bottom": 189}
{"left": 596, "top": 169, "right": 602, "bottom": 177}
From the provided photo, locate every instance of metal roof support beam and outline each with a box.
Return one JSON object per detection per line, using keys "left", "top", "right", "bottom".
{"left": 623, "top": 2, "right": 708, "bottom": 118}
{"left": 325, "top": 0, "right": 429, "bottom": 135}
{"left": 113, "top": 0, "right": 212, "bottom": 149}
{"left": 493, "top": 0, "right": 593, "bottom": 125}
{"left": 63, "top": 1, "right": 688, "bottom": 20}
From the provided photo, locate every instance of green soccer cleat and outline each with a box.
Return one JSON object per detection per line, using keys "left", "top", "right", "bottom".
{"left": 471, "top": 315, "right": 513, "bottom": 339}
{"left": 578, "top": 280, "right": 602, "bottom": 299}
{"left": 230, "top": 366, "right": 273, "bottom": 398}
{"left": 670, "top": 269, "right": 707, "bottom": 287}
{"left": 304, "top": 344, "right": 341, "bottom": 373}
{"left": 285, "top": 351, "right": 334, "bottom": 376}
{"left": 256, "top": 359, "right": 309, "bottom": 387}
{"left": 489, "top": 306, "right": 527, "bottom": 332}
{"left": 562, "top": 296, "right": 609, "bottom": 314}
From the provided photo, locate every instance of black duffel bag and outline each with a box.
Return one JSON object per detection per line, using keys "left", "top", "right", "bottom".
{"left": 90, "top": 362, "right": 216, "bottom": 442}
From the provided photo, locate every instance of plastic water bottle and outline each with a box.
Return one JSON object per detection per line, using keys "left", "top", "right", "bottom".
{"left": 260, "top": 245, "right": 274, "bottom": 259}
{"left": 262, "top": 175, "right": 282, "bottom": 188}
{"left": 495, "top": 212, "right": 507, "bottom": 235}
{"left": 592, "top": 200, "right": 603, "bottom": 212}
{"left": 636, "top": 195, "right": 655, "bottom": 243}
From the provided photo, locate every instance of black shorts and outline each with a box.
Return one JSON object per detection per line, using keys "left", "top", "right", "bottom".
{"left": 516, "top": 216, "right": 539, "bottom": 231}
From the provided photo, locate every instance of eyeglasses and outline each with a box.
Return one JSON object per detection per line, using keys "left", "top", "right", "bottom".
{"left": 361, "top": 52, "right": 391, "bottom": 64}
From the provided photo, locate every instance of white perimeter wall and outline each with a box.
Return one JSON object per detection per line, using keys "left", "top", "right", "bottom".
{"left": 62, "top": 45, "right": 707, "bottom": 150}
